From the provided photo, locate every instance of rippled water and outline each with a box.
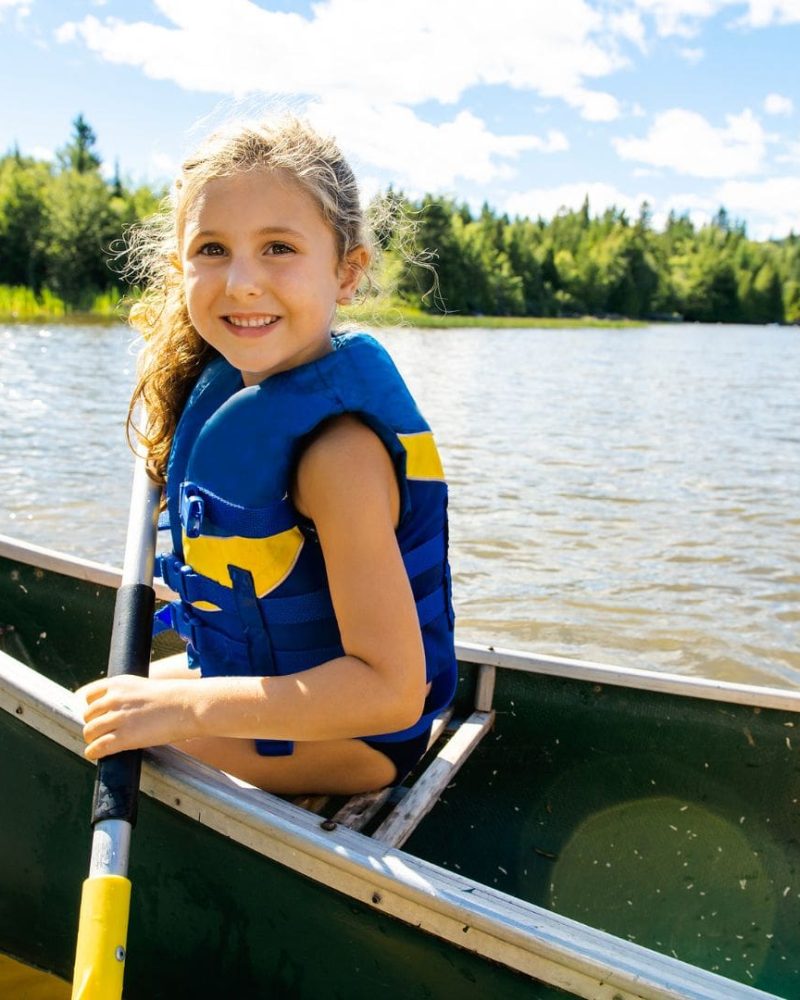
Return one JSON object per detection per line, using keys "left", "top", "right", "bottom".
{"left": 1, "top": 321, "right": 798, "bottom": 687}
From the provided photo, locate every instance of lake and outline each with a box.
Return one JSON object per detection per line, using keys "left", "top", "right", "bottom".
{"left": 1, "top": 321, "right": 798, "bottom": 688}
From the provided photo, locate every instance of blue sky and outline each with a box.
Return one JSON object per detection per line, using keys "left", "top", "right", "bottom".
{"left": 2, "top": 0, "right": 799, "bottom": 238}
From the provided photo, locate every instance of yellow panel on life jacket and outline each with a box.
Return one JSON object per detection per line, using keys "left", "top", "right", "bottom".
{"left": 398, "top": 431, "right": 445, "bottom": 482}
{"left": 183, "top": 526, "right": 305, "bottom": 607}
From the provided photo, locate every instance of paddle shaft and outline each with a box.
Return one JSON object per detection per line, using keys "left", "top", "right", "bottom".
{"left": 72, "top": 453, "right": 161, "bottom": 1000}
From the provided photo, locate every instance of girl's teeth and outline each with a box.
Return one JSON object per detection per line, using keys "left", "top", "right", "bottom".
{"left": 228, "top": 316, "right": 276, "bottom": 327}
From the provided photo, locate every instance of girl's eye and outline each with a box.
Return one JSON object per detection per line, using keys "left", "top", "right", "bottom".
{"left": 266, "top": 242, "right": 294, "bottom": 256}
{"left": 197, "top": 242, "right": 226, "bottom": 257}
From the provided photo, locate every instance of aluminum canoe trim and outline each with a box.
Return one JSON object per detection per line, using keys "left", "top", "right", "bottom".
{"left": 455, "top": 641, "right": 800, "bottom": 713}
{"left": 3, "top": 532, "right": 799, "bottom": 715}
{"left": 0, "top": 651, "right": 781, "bottom": 1000}
{"left": 0, "top": 533, "right": 174, "bottom": 602}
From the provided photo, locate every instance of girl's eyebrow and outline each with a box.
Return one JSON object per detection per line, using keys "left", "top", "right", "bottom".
{"left": 189, "top": 226, "right": 305, "bottom": 239}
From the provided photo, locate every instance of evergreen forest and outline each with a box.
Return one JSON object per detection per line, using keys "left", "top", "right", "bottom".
{"left": 1, "top": 116, "right": 799, "bottom": 324}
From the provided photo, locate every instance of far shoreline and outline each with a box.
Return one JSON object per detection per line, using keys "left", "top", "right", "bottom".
{"left": 0, "top": 301, "right": 650, "bottom": 330}
{"left": 5, "top": 298, "right": 796, "bottom": 330}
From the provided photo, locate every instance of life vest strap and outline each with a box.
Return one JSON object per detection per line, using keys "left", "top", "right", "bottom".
{"left": 179, "top": 481, "right": 298, "bottom": 539}
{"left": 156, "top": 530, "right": 447, "bottom": 623}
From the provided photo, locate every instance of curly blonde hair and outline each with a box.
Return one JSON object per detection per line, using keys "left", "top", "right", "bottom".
{"left": 126, "top": 115, "right": 372, "bottom": 484}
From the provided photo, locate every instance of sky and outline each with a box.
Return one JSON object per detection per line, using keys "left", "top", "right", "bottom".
{"left": 1, "top": 0, "right": 800, "bottom": 239}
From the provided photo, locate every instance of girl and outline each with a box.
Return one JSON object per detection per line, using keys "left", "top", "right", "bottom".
{"left": 80, "top": 117, "right": 457, "bottom": 796}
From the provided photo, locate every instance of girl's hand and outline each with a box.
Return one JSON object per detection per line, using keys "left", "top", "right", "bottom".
{"left": 78, "top": 674, "right": 202, "bottom": 760}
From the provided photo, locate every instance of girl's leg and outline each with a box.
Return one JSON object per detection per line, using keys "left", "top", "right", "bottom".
{"left": 173, "top": 734, "right": 397, "bottom": 795}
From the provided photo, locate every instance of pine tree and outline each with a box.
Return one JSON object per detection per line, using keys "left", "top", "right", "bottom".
{"left": 56, "top": 114, "right": 102, "bottom": 174}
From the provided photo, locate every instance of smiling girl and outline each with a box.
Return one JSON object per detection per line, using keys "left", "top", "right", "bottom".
{"left": 79, "top": 117, "right": 457, "bottom": 795}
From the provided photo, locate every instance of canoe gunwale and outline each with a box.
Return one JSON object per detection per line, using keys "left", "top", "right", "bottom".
{"left": 456, "top": 642, "right": 800, "bottom": 713}
{"left": 0, "top": 532, "right": 175, "bottom": 602}
{"left": 0, "top": 645, "right": 782, "bottom": 1000}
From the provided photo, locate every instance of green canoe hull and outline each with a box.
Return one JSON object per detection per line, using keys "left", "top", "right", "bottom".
{"left": 1, "top": 535, "right": 796, "bottom": 999}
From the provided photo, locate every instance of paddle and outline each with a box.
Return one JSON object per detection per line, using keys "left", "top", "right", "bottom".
{"left": 71, "top": 447, "right": 161, "bottom": 1000}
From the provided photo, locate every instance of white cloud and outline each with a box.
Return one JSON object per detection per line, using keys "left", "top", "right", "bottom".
{"left": 735, "top": 0, "right": 800, "bottom": 26}
{"left": 631, "top": 0, "right": 727, "bottom": 37}
{"left": 777, "top": 137, "right": 800, "bottom": 165}
{"left": 764, "top": 92, "right": 794, "bottom": 116}
{"left": 55, "top": 1, "right": 629, "bottom": 112}
{"left": 653, "top": 192, "right": 717, "bottom": 231}
{"left": 608, "top": 8, "right": 648, "bottom": 50}
{"left": 640, "top": 181, "right": 800, "bottom": 239}
{"left": 614, "top": 107, "right": 768, "bottom": 178}
{"left": 716, "top": 176, "right": 800, "bottom": 237}
{"left": 0, "top": 0, "right": 31, "bottom": 20}
{"left": 504, "top": 181, "right": 654, "bottom": 222}
{"left": 632, "top": 0, "right": 800, "bottom": 35}
{"left": 562, "top": 87, "right": 622, "bottom": 122}
{"left": 308, "top": 96, "right": 567, "bottom": 190}
{"left": 516, "top": 181, "right": 800, "bottom": 240}
{"left": 54, "top": 21, "right": 76, "bottom": 42}
{"left": 29, "top": 144, "right": 53, "bottom": 162}
{"left": 54, "top": 0, "right": 627, "bottom": 189}
{"left": 678, "top": 46, "right": 705, "bottom": 62}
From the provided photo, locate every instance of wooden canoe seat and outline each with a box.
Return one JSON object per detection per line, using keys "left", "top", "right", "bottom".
{"left": 292, "top": 705, "right": 495, "bottom": 848}
{"left": 370, "top": 710, "right": 494, "bottom": 847}
{"left": 291, "top": 707, "right": 454, "bottom": 818}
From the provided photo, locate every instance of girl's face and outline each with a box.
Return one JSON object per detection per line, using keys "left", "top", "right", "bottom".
{"left": 180, "top": 169, "right": 366, "bottom": 386}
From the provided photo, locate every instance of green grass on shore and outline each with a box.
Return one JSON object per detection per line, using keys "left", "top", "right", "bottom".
{"left": 0, "top": 285, "right": 646, "bottom": 329}
{"left": 0, "top": 285, "right": 123, "bottom": 323}
{"left": 340, "top": 302, "right": 646, "bottom": 329}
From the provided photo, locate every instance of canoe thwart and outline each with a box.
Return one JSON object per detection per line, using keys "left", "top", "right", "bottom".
{"left": 291, "top": 707, "right": 456, "bottom": 822}
{"left": 371, "top": 709, "right": 495, "bottom": 848}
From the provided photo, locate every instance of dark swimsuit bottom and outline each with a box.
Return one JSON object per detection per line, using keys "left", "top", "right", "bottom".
{"left": 361, "top": 724, "right": 432, "bottom": 784}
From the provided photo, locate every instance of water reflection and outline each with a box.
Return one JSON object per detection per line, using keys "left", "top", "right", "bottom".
{"left": 1, "top": 322, "right": 798, "bottom": 687}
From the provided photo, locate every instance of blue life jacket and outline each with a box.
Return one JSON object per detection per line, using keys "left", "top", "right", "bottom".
{"left": 155, "top": 332, "right": 457, "bottom": 756}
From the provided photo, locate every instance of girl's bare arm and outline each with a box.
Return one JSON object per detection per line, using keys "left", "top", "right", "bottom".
{"left": 80, "top": 416, "right": 427, "bottom": 758}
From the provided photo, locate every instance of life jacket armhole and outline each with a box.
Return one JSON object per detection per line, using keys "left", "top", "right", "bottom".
{"left": 288, "top": 411, "right": 413, "bottom": 528}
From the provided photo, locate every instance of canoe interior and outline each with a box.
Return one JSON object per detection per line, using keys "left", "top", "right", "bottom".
{"left": 2, "top": 544, "right": 799, "bottom": 998}
{"left": 411, "top": 667, "right": 799, "bottom": 996}
{"left": 1, "top": 705, "right": 563, "bottom": 1000}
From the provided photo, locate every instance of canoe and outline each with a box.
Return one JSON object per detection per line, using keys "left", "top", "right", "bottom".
{"left": 1, "top": 533, "right": 797, "bottom": 1000}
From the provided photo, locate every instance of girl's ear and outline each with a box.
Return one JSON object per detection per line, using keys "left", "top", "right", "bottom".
{"left": 337, "top": 245, "right": 370, "bottom": 304}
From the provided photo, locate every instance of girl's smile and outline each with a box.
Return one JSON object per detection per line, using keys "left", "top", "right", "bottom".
{"left": 224, "top": 313, "right": 281, "bottom": 335}
{"left": 181, "top": 169, "right": 365, "bottom": 385}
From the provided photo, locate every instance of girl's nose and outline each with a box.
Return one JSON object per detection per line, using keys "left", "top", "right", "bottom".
{"left": 226, "top": 258, "right": 263, "bottom": 299}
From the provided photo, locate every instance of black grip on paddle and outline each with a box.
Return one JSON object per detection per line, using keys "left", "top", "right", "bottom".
{"left": 91, "top": 582, "right": 155, "bottom": 826}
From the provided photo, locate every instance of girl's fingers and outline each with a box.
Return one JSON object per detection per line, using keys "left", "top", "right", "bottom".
{"left": 82, "top": 709, "right": 115, "bottom": 741}
{"left": 76, "top": 679, "right": 108, "bottom": 705}
{"left": 81, "top": 693, "right": 113, "bottom": 725}
{"left": 84, "top": 733, "right": 121, "bottom": 761}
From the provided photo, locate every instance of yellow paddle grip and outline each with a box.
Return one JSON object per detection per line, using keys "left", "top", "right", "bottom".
{"left": 71, "top": 874, "right": 131, "bottom": 1000}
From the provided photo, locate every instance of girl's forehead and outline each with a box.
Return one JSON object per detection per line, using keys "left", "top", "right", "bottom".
{"left": 177, "top": 169, "right": 343, "bottom": 260}
{"left": 182, "top": 168, "right": 322, "bottom": 228}
{"left": 181, "top": 168, "right": 332, "bottom": 242}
